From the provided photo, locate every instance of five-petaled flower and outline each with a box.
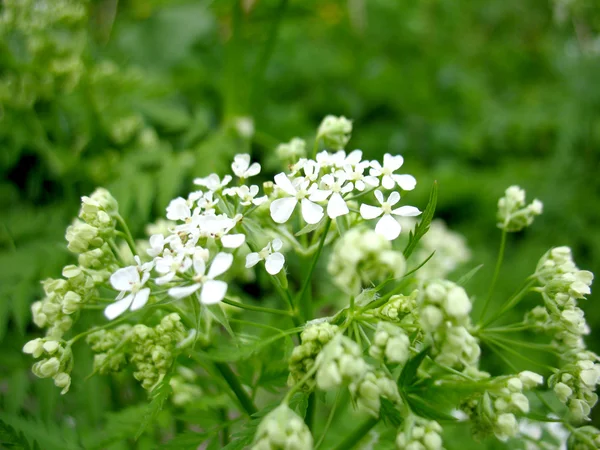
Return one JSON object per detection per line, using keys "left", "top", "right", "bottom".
{"left": 360, "top": 190, "right": 421, "bottom": 240}
{"left": 246, "top": 239, "right": 286, "bottom": 275}
{"left": 105, "top": 257, "right": 154, "bottom": 320}
{"left": 270, "top": 173, "right": 326, "bottom": 224}
{"left": 232, "top": 154, "right": 261, "bottom": 179}
{"left": 370, "top": 153, "right": 417, "bottom": 191}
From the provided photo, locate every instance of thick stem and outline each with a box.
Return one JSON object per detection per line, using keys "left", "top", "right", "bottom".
{"left": 480, "top": 228, "right": 507, "bottom": 322}
{"left": 214, "top": 362, "right": 257, "bottom": 416}
{"left": 330, "top": 416, "right": 378, "bottom": 450}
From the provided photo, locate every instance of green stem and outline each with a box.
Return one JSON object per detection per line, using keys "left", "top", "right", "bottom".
{"left": 482, "top": 279, "right": 536, "bottom": 327}
{"left": 305, "top": 392, "right": 316, "bottom": 432}
{"left": 480, "top": 228, "right": 507, "bottom": 322}
{"left": 222, "top": 298, "right": 293, "bottom": 317}
{"left": 214, "top": 362, "right": 257, "bottom": 416}
{"left": 330, "top": 416, "right": 378, "bottom": 450}
{"left": 115, "top": 214, "right": 137, "bottom": 256}
{"left": 315, "top": 390, "right": 341, "bottom": 450}
{"left": 297, "top": 219, "right": 332, "bottom": 320}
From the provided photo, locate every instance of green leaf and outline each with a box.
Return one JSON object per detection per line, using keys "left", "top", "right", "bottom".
{"left": 295, "top": 218, "right": 325, "bottom": 236}
{"left": 288, "top": 392, "right": 309, "bottom": 418}
{"left": 0, "top": 413, "right": 79, "bottom": 450}
{"left": 379, "top": 398, "right": 403, "bottom": 427}
{"left": 206, "top": 303, "right": 235, "bottom": 338}
{"left": 398, "top": 347, "right": 429, "bottom": 388}
{"left": 135, "top": 370, "right": 174, "bottom": 439}
{"left": 405, "top": 394, "right": 458, "bottom": 422}
{"left": 162, "top": 430, "right": 219, "bottom": 450}
{"left": 83, "top": 405, "right": 148, "bottom": 450}
{"left": 403, "top": 181, "right": 438, "bottom": 260}
{"left": 456, "top": 264, "right": 484, "bottom": 286}
{"left": 0, "top": 417, "right": 35, "bottom": 450}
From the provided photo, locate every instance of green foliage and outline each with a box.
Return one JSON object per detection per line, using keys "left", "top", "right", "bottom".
{"left": 403, "top": 182, "right": 438, "bottom": 260}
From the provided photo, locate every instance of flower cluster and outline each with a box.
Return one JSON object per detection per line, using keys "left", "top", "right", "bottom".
{"left": 23, "top": 338, "right": 73, "bottom": 394}
{"left": 252, "top": 404, "right": 313, "bottom": 450}
{"left": 369, "top": 322, "right": 411, "bottom": 365}
{"left": 86, "top": 325, "right": 131, "bottom": 374}
{"left": 395, "top": 417, "right": 444, "bottom": 450}
{"left": 418, "top": 280, "right": 480, "bottom": 370}
{"left": 497, "top": 186, "right": 543, "bottom": 232}
{"left": 169, "top": 367, "right": 203, "bottom": 407}
{"left": 328, "top": 227, "right": 406, "bottom": 294}
{"left": 349, "top": 369, "right": 401, "bottom": 417}
{"left": 367, "top": 291, "right": 419, "bottom": 323}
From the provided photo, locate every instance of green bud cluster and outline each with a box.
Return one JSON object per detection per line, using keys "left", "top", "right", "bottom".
{"left": 316, "top": 115, "right": 352, "bottom": 150}
{"left": 369, "top": 322, "right": 411, "bottom": 365}
{"left": 396, "top": 417, "right": 444, "bottom": 450}
{"left": 567, "top": 426, "right": 600, "bottom": 450}
{"left": 328, "top": 227, "right": 406, "bottom": 295}
{"left": 23, "top": 338, "right": 73, "bottom": 394}
{"left": 288, "top": 321, "right": 339, "bottom": 389}
{"left": 252, "top": 404, "right": 313, "bottom": 450}
{"left": 276, "top": 138, "right": 307, "bottom": 164}
{"left": 349, "top": 369, "right": 401, "bottom": 417}
{"left": 130, "top": 314, "right": 186, "bottom": 390}
{"left": 0, "top": 0, "right": 88, "bottom": 108}
{"left": 367, "top": 291, "right": 418, "bottom": 323}
{"left": 462, "top": 371, "right": 543, "bottom": 441}
{"left": 87, "top": 325, "right": 132, "bottom": 374}
{"left": 315, "top": 335, "right": 369, "bottom": 390}
{"left": 496, "top": 185, "right": 543, "bottom": 232}
{"left": 170, "top": 367, "right": 203, "bottom": 407}
{"left": 418, "top": 280, "right": 480, "bottom": 371}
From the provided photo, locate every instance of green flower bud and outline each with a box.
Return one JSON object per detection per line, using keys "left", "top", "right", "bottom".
{"left": 317, "top": 115, "right": 352, "bottom": 150}
{"left": 252, "top": 404, "right": 313, "bottom": 450}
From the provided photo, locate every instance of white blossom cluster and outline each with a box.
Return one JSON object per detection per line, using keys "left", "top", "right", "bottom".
{"left": 369, "top": 321, "right": 411, "bottom": 365}
{"left": 395, "top": 417, "right": 444, "bottom": 450}
{"left": 252, "top": 404, "right": 313, "bottom": 450}
{"left": 23, "top": 338, "right": 73, "bottom": 394}
{"left": 497, "top": 185, "right": 543, "bottom": 232}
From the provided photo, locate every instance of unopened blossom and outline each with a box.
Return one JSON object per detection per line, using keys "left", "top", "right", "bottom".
{"left": 105, "top": 257, "right": 153, "bottom": 320}
{"left": 270, "top": 173, "right": 326, "bottom": 224}
{"left": 168, "top": 252, "right": 233, "bottom": 304}
{"left": 316, "top": 115, "right": 352, "bottom": 150}
{"left": 246, "top": 239, "right": 285, "bottom": 275}
{"left": 232, "top": 153, "right": 261, "bottom": 179}
{"left": 193, "top": 173, "right": 232, "bottom": 191}
{"left": 369, "top": 153, "right": 417, "bottom": 191}
{"left": 360, "top": 190, "right": 421, "bottom": 240}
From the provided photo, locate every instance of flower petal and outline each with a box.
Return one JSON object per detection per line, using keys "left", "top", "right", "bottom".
{"left": 265, "top": 253, "right": 285, "bottom": 275}
{"left": 247, "top": 162, "right": 261, "bottom": 177}
{"left": 274, "top": 173, "right": 297, "bottom": 196}
{"left": 200, "top": 280, "right": 228, "bottom": 304}
{"left": 245, "top": 252, "right": 261, "bottom": 268}
{"left": 384, "top": 153, "right": 403, "bottom": 171}
{"left": 169, "top": 284, "right": 201, "bottom": 299}
{"left": 392, "top": 205, "right": 422, "bottom": 217}
{"left": 301, "top": 199, "right": 324, "bottom": 224}
{"left": 270, "top": 197, "right": 297, "bottom": 223}
{"left": 327, "top": 192, "right": 349, "bottom": 219}
{"left": 222, "top": 233, "right": 246, "bottom": 248}
{"left": 382, "top": 175, "right": 395, "bottom": 190}
{"left": 130, "top": 288, "right": 150, "bottom": 311}
{"left": 110, "top": 266, "right": 138, "bottom": 291}
{"left": 360, "top": 204, "right": 383, "bottom": 220}
{"left": 207, "top": 252, "right": 234, "bottom": 279}
{"left": 308, "top": 189, "right": 330, "bottom": 202}
{"left": 393, "top": 174, "right": 417, "bottom": 191}
{"left": 271, "top": 238, "right": 283, "bottom": 251}
{"left": 364, "top": 176, "right": 379, "bottom": 187}
{"left": 375, "top": 214, "right": 402, "bottom": 240}
{"left": 374, "top": 190, "right": 384, "bottom": 205}
{"left": 104, "top": 295, "right": 134, "bottom": 320}
{"left": 388, "top": 191, "right": 401, "bottom": 206}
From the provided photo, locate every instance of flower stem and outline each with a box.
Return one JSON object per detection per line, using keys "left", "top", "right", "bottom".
{"left": 297, "top": 218, "right": 332, "bottom": 320}
{"left": 330, "top": 416, "right": 378, "bottom": 450}
{"left": 482, "top": 278, "right": 536, "bottom": 327}
{"left": 115, "top": 214, "right": 137, "bottom": 256}
{"left": 315, "top": 389, "right": 341, "bottom": 450}
{"left": 305, "top": 392, "right": 316, "bottom": 432}
{"left": 214, "top": 362, "right": 257, "bottom": 416}
{"left": 222, "top": 298, "right": 293, "bottom": 317}
{"left": 480, "top": 228, "right": 507, "bottom": 323}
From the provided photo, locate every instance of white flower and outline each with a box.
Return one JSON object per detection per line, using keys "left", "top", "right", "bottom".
{"left": 166, "top": 197, "right": 191, "bottom": 221}
{"left": 195, "top": 214, "right": 246, "bottom": 248}
{"left": 196, "top": 191, "right": 219, "bottom": 213}
{"left": 193, "top": 173, "right": 232, "bottom": 191}
{"left": 316, "top": 150, "right": 346, "bottom": 169}
{"left": 370, "top": 153, "right": 417, "bottom": 190}
{"left": 246, "top": 239, "right": 285, "bottom": 275}
{"left": 147, "top": 234, "right": 167, "bottom": 258}
{"left": 224, "top": 185, "right": 267, "bottom": 206}
{"left": 270, "top": 173, "right": 325, "bottom": 224}
{"left": 168, "top": 252, "right": 233, "bottom": 304}
{"left": 360, "top": 190, "right": 421, "bottom": 240}
{"left": 154, "top": 250, "right": 193, "bottom": 285}
{"left": 105, "top": 257, "right": 153, "bottom": 320}
{"left": 232, "top": 154, "right": 261, "bottom": 179}
{"left": 320, "top": 172, "right": 353, "bottom": 219}
{"left": 339, "top": 151, "right": 379, "bottom": 191}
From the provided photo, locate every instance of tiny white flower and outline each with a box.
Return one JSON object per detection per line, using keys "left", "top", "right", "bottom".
{"left": 320, "top": 173, "right": 353, "bottom": 219}
{"left": 168, "top": 252, "right": 233, "bottom": 304}
{"left": 195, "top": 214, "right": 246, "bottom": 248}
{"left": 316, "top": 150, "right": 346, "bottom": 169}
{"left": 360, "top": 190, "right": 421, "bottom": 240}
{"left": 105, "top": 257, "right": 153, "bottom": 320}
{"left": 225, "top": 185, "right": 267, "bottom": 206}
{"left": 370, "top": 153, "right": 417, "bottom": 190}
{"left": 339, "top": 151, "right": 379, "bottom": 191}
{"left": 147, "top": 234, "right": 166, "bottom": 258}
{"left": 154, "top": 250, "right": 193, "bottom": 285}
{"left": 246, "top": 239, "right": 285, "bottom": 275}
{"left": 232, "top": 154, "right": 261, "bottom": 179}
{"left": 194, "top": 173, "right": 232, "bottom": 191}
{"left": 270, "top": 173, "right": 325, "bottom": 224}
{"left": 166, "top": 197, "right": 191, "bottom": 221}
{"left": 196, "top": 191, "right": 219, "bottom": 213}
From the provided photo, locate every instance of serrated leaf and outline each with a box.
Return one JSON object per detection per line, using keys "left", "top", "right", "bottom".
{"left": 0, "top": 413, "right": 79, "bottom": 450}
{"left": 162, "top": 430, "right": 218, "bottom": 450}
{"left": 135, "top": 370, "right": 174, "bottom": 439}
{"left": 84, "top": 405, "right": 148, "bottom": 450}
{"left": 0, "top": 417, "right": 35, "bottom": 450}
{"left": 406, "top": 394, "right": 458, "bottom": 422}
{"left": 206, "top": 303, "right": 235, "bottom": 338}
{"left": 398, "top": 347, "right": 429, "bottom": 388}
{"left": 380, "top": 398, "right": 403, "bottom": 427}
{"left": 403, "top": 181, "right": 437, "bottom": 260}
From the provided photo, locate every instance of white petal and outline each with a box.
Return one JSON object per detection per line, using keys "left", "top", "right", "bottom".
{"left": 363, "top": 176, "right": 379, "bottom": 187}
{"left": 200, "top": 280, "right": 228, "bottom": 304}
{"left": 110, "top": 266, "right": 138, "bottom": 291}
{"left": 393, "top": 174, "right": 417, "bottom": 190}
{"left": 301, "top": 199, "right": 324, "bottom": 224}
{"left": 265, "top": 253, "right": 285, "bottom": 275}
{"left": 271, "top": 238, "right": 283, "bottom": 251}
{"left": 388, "top": 191, "right": 401, "bottom": 206}
{"left": 392, "top": 206, "right": 422, "bottom": 217}
{"left": 252, "top": 196, "right": 268, "bottom": 205}
{"left": 222, "top": 234, "right": 246, "bottom": 248}
{"left": 327, "top": 192, "right": 349, "bottom": 219}
{"left": 168, "top": 284, "right": 201, "bottom": 299}
{"left": 375, "top": 214, "right": 402, "bottom": 240}
{"left": 155, "top": 272, "right": 176, "bottom": 285}
{"left": 245, "top": 252, "right": 261, "bottom": 268}
{"left": 166, "top": 198, "right": 190, "bottom": 221}
{"left": 360, "top": 204, "right": 383, "bottom": 220}
{"left": 207, "top": 252, "right": 233, "bottom": 279}
{"left": 270, "top": 197, "right": 297, "bottom": 223}
{"left": 104, "top": 295, "right": 134, "bottom": 320}
{"left": 192, "top": 257, "right": 206, "bottom": 276}
{"left": 345, "top": 150, "right": 363, "bottom": 166}
{"left": 374, "top": 190, "right": 384, "bottom": 204}
{"left": 273, "top": 173, "right": 297, "bottom": 196}
{"left": 355, "top": 180, "right": 365, "bottom": 191}
{"left": 308, "top": 189, "right": 331, "bottom": 202}
{"left": 382, "top": 175, "right": 395, "bottom": 190}
{"left": 130, "top": 288, "right": 150, "bottom": 311}
{"left": 246, "top": 162, "right": 261, "bottom": 177}
{"left": 384, "top": 153, "right": 403, "bottom": 171}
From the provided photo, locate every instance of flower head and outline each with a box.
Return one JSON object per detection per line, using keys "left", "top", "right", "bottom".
{"left": 105, "top": 257, "right": 154, "bottom": 320}
{"left": 369, "top": 153, "right": 417, "bottom": 191}
{"left": 232, "top": 153, "right": 261, "bottom": 179}
{"left": 359, "top": 190, "right": 421, "bottom": 240}
{"left": 270, "top": 173, "right": 325, "bottom": 224}
{"left": 246, "top": 239, "right": 285, "bottom": 275}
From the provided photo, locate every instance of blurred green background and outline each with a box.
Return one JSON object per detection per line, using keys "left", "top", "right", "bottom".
{"left": 1, "top": 0, "right": 599, "bottom": 447}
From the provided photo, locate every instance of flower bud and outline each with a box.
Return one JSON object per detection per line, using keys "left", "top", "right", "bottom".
{"left": 23, "top": 338, "right": 44, "bottom": 358}
{"left": 252, "top": 405, "right": 313, "bottom": 450}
